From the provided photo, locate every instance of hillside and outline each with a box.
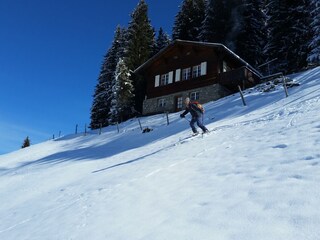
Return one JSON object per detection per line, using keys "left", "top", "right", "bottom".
{"left": 0, "top": 67, "right": 320, "bottom": 240}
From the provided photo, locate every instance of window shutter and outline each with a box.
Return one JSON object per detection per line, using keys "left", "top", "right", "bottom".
{"left": 155, "top": 75, "right": 160, "bottom": 87}
{"left": 175, "top": 69, "right": 181, "bottom": 82}
{"left": 168, "top": 71, "right": 173, "bottom": 84}
{"left": 201, "top": 62, "right": 207, "bottom": 75}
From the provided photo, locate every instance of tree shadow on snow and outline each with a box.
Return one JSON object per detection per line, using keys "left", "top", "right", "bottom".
{"left": 3, "top": 119, "right": 187, "bottom": 174}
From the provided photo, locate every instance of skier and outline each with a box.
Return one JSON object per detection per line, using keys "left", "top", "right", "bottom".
{"left": 180, "top": 97, "right": 209, "bottom": 135}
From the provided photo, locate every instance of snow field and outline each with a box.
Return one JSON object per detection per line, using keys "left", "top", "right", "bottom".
{"left": 0, "top": 67, "right": 320, "bottom": 240}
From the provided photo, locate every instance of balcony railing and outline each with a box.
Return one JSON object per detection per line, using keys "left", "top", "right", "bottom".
{"left": 218, "top": 66, "right": 261, "bottom": 92}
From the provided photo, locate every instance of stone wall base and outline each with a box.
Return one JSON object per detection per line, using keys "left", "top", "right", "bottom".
{"left": 143, "top": 84, "right": 231, "bottom": 115}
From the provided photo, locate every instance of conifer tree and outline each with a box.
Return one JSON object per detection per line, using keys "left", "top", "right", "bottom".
{"left": 21, "top": 136, "right": 30, "bottom": 148}
{"left": 90, "top": 26, "right": 127, "bottom": 129}
{"left": 200, "top": 0, "right": 232, "bottom": 43}
{"left": 90, "top": 53, "right": 111, "bottom": 130}
{"left": 286, "top": 0, "right": 313, "bottom": 72}
{"left": 110, "top": 59, "right": 135, "bottom": 123}
{"left": 199, "top": 0, "right": 215, "bottom": 42}
{"left": 172, "top": 0, "right": 206, "bottom": 41}
{"left": 233, "top": 0, "right": 267, "bottom": 67}
{"left": 126, "top": 0, "right": 155, "bottom": 113}
{"left": 264, "top": 0, "right": 287, "bottom": 73}
{"left": 154, "top": 27, "right": 171, "bottom": 54}
{"left": 265, "top": 0, "right": 313, "bottom": 73}
{"left": 308, "top": 0, "right": 320, "bottom": 64}
{"left": 107, "top": 26, "right": 128, "bottom": 80}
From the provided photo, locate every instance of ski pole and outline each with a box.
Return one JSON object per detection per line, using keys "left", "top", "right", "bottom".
{"left": 184, "top": 117, "right": 191, "bottom": 123}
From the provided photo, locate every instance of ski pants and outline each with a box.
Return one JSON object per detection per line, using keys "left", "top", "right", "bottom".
{"left": 190, "top": 115, "right": 208, "bottom": 133}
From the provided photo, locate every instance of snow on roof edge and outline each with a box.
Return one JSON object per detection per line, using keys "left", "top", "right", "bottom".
{"left": 134, "top": 39, "right": 263, "bottom": 78}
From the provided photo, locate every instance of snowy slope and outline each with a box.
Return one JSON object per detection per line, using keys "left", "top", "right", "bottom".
{"left": 0, "top": 67, "right": 320, "bottom": 240}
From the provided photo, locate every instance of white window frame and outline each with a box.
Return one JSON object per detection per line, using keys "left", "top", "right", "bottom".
{"left": 158, "top": 98, "right": 166, "bottom": 107}
{"left": 190, "top": 92, "right": 200, "bottom": 101}
{"left": 177, "top": 97, "right": 183, "bottom": 109}
{"left": 160, "top": 73, "right": 169, "bottom": 86}
{"left": 182, "top": 67, "right": 191, "bottom": 80}
{"left": 192, "top": 64, "right": 201, "bottom": 78}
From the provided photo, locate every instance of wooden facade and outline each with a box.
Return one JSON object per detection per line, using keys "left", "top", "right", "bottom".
{"left": 134, "top": 40, "right": 262, "bottom": 115}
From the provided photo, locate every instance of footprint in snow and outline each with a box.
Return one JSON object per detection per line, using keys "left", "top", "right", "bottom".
{"left": 290, "top": 174, "right": 303, "bottom": 180}
{"left": 272, "top": 144, "right": 288, "bottom": 149}
{"left": 304, "top": 156, "right": 314, "bottom": 161}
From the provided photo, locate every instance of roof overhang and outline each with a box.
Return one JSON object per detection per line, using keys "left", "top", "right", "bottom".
{"left": 134, "top": 39, "right": 263, "bottom": 78}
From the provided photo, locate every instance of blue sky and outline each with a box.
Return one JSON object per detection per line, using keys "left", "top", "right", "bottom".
{"left": 0, "top": 0, "right": 182, "bottom": 154}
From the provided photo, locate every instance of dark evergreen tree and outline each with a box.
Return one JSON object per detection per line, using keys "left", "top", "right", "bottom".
{"left": 21, "top": 136, "right": 30, "bottom": 148}
{"left": 90, "top": 52, "right": 111, "bottom": 130}
{"left": 286, "top": 0, "right": 313, "bottom": 72}
{"left": 90, "top": 26, "right": 127, "bottom": 129}
{"left": 225, "top": 0, "right": 243, "bottom": 50}
{"left": 232, "top": 0, "right": 267, "bottom": 67}
{"left": 108, "top": 26, "right": 128, "bottom": 76}
{"left": 172, "top": 0, "right": 206, "bottom": 41}
{"left": 104, "top": 26, "right": 128, "bottom": 119}
{"left": 126, "top": 0, "right": 155, "bottom": 113}
{"left": 200, "top": 0, "right": 232, "bottom": 43}
{"left": 110, "top": 59, "right": 135, "bottom": 123}
{"left": 308, "top": 0, "right": 320, "bottom": 64}
{"left": 154, "top": 27, "right": 171, "bottom": 54}
{"left": 199, "top": 0, "right": 215, "bottom": 42}
{"left": 265, "top": 0, "right": 313, "bottom": 74}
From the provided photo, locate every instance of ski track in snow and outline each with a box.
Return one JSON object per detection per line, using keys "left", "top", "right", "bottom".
{"left": 0, "top": 67, "right": 320, "bottom": 240}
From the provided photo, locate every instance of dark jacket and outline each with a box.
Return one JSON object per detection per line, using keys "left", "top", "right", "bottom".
{"left": 181, "top": 102, "right": 203, "bottom": 118}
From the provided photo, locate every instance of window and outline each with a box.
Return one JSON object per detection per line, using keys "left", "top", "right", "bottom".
{"left": 190, "top": 92, "right": 200, "bottom": 101}
{"left": 223, "top": 61, "right": 227, "bottom": 72}
{"left": 192, "top": 64, "right": 201, "bottom": 78}
{"left": 158, "top": 98, "right": 166, "bottom": 107}
{"left": 176, "top": 97, "right": 183, "bottom": 109}
{"left": 223, "top": 61, "right": 231, "bottom": 72}
{"left": 160, "top": 73, "right": 169, "bottom": 86}
{"left": 182, "top": 67, "right": 191, "bottom": 80}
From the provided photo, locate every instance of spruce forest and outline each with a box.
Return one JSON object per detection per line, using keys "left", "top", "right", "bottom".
{"left": 90, "top": 0, "right": 320, "bottom": 130}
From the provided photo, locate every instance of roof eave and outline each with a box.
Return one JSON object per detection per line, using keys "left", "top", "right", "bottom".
{"left": 133, "top": 40, "right": 263, "bottom": 78}
{"left": 133, "top": 41, "right": 176, "bottom": 74}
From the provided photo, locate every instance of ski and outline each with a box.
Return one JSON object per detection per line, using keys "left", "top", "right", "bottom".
{"left": 201, "top": 129, "right": 212, "bottom": 136}
{"left": 176, "top": 128, "right": 215, "bottom": 144}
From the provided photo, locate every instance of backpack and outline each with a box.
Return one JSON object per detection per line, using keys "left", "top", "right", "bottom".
{"left": 191, "top": 101, "right": 205, "bottom": 113}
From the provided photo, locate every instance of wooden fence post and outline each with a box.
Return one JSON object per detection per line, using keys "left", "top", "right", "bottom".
{"left": 166, "top": 111, "right": 170, "bottom": 125}
{"left": 75, "top": 124, "right": 78, "bottom": 134}
{"left": 238, "top": 85, "right": 247, "bottom": 106}
{"left": 116, "top": 122, "right": 120, "bottom": 133}
{"left": 99, "top": 123, "right": 102, "bottom": 135}
{"left": 137, "top": 117, "right": 143, "bottom": 131}
{"left": 84, "top": 124, "right": 87, "bottom": 136}
{"left": 282, "top": 74, "right": 289, "bottom": 98}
